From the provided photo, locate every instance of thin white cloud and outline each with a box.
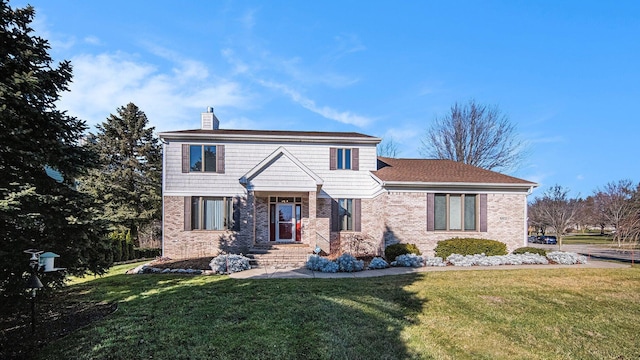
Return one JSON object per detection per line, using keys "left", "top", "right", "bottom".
{"left": 84, "top": 36, "right": 101, "bottom": 45}
{"left": 58, "top": 52, "right": 250, "bottom": 131}
{"left": 324, "top": 33, "right": 366, "bottom": 62}
{"left": 239, "top": 8, "right": 259, "bottom": 30}
{"left": 257, "top": 79, "right": 372, "bottom": 127}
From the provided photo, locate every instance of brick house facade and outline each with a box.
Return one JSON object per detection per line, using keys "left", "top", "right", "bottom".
{"left": 160, "top": 109, "right": 537, "bottom": 259}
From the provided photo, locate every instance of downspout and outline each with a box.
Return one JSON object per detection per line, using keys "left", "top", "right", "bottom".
{"left": 252, "top": 191, "right": 256, "bottom": 246}
{"left": 161, "top": 140, "right": 167, "bottom": 257}
{"left": 524, "top": 186, "right": 534, "bottom": 247}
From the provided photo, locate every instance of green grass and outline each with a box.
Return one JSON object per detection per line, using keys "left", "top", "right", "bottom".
{"left": 40, "top": 266, "right": 640, "bottom": 360}
{"left": 66, "top": 261, "right": 149, "bottom": 285}
{"left": 561, "top": 234, "right": 614, "bottom": 245}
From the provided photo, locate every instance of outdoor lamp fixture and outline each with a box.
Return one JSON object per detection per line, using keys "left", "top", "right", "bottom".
{"left": 23, "top": 249, "right": 64, "bottom": 334}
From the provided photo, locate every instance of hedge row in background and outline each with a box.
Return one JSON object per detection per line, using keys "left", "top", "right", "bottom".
{"left": 512, "top": 247, "right": 547, "bottom": 256}
{"left": 434, "top": 238, "right": 507, "bottom": 258}
{"left": 110, "top": 230, "right": 161, "bottom": 263}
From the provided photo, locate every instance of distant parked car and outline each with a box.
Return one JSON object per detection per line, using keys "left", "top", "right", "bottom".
{"left": 527, "top": 235, "right": 538, "bottom": 244}
{"left": 538, "top": 235, "right": 557, "bottom": 245}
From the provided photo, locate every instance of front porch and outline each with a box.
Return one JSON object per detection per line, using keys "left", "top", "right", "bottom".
{"left": 249, "top": 191, "right": 331, "bottom": 254}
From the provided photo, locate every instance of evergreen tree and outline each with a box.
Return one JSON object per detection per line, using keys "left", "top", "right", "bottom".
{"left": 81, "top": 103, "right": 162, "bottom": 245}
{"left": 0, "top": 1, "right": 111, "bottom": 301}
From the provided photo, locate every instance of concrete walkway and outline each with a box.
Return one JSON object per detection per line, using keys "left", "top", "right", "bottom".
{"left": 228, "top": 259, "right": 630, "bottom": 279}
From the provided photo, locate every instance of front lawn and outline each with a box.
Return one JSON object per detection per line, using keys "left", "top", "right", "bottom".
{"left": 7, "top": 266, "right": 640, "bottom": 359}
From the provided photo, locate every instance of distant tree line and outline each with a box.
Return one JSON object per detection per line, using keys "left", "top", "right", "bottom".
{"left": 528, "top": 180, "right": 640, "bottom": 248}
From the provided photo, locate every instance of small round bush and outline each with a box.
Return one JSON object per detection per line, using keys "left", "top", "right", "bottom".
{"left": 367, "top": 257, "right": 389, "bottom": 269}
{"left": 391, "top": 254, "right": 424, "bottom": 267}
{"left": 512, "top": 247, "right": 547, "bottom": 256}
{"left": 209, "top": 254, "right": 251, "bottom": 274}
{"left": 385, "top": 243, "right": 421, "bottom": 262}
{"left": 306, "top": 255, "right": 339, "bottom": 273}
{"left": 434, "top": 238, "right": 507, "bottom": 259}
{"left": 335, "top": 253, "right": 364, "bottom": 272}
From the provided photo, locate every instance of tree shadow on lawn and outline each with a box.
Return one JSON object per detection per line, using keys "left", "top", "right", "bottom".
{"left": 32, "top": 273, "right": 427, "bottom": 359}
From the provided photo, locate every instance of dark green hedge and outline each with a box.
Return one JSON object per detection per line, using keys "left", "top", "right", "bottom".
{"left": 434, "top": 238, "right": 507, "bottom": 258}
{"left": 512, "top": 247, "right": 547, "bottom": 256}
{"left": 109, "top": 230, "right": 160, "bottom": 262}
{"left": 135, "top": 248, "right": 161, "bottom": 259}
{"left": 385, "top": 243, "right": 421, "bottom": 261}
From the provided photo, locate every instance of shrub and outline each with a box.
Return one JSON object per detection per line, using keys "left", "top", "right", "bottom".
{"left": 385, "top": 243, "right": 421, "bottom": 262}
{"left": 367, "top": 257, "right": 389, "bottom": 270}
{"left": 512, "top": 247, "right": 547, "bottom": 256}
{"left": 209, "top": 254, "right": 251, "bottom": 274}
{"left": 135, "top": 248, "right": 161, "bottom": 259}
{"left": 391, "top": 254, "right": 424, "bottom": 267}
{"left": 306, "top": 255, "right": 338, "bottom": 273}
{"left": 335, "top": 254, "right": 365, "bottom": 272}
{"left": 547, "top": 251, "right": 587, "bottom": 265}
{"left": 435, "top": 238, "right": 507, "bottom": 258}
{"left": 447, "top": 253, "right": 549, "bottom": 266}
{"left": 111, "top": 236, "right": 122, "bottom": 262}
{"left": 424, "top": 256, "right": 447, "bottom": 267}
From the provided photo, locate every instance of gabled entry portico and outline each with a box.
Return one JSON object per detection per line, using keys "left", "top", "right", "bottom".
{"left": 239, "top": 147, "right": 324, "bottom": 246}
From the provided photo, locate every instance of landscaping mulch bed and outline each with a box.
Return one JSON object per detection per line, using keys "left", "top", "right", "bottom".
{"left": 148, "top": 256, "right": 213, "bottom": 270}
{"left": 0, "top": 298, "right": 117, "bottom": 360}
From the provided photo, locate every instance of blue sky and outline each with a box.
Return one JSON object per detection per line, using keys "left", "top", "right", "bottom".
{"left": 15, "top": 0, "right": 640, "bottom": 197}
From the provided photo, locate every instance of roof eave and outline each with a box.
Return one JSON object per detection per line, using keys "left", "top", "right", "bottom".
{"left": 159, "top": 131, "right": 382, "bottom": 144}
{"left": 381, "top": 181, "right": 538, "bottom": 191}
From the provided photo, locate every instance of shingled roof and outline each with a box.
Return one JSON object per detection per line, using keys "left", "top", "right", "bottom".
{"left": 160, "top": 128, "right": 377, "bottom": 139}
{"left": 373, "top": 157, "right": 536, "bottom": 185}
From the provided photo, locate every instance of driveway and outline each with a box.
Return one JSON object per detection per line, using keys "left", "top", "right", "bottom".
{"left": 528, "top": 242, "right": 639, "bottom": 263}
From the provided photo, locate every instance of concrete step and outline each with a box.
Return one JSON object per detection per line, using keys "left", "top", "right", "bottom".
{"left": 247, "top": 243, "right": 312, "bottom": 268}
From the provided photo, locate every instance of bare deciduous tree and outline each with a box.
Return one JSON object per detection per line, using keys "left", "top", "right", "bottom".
{"left": 531, "top": 185, "right": 582, "bottom": 249}
{"left": 377, "top": 137, "right": 400, "bottom": 158}
{"left": 594, "top": 179, "right": 639, "bottom": 247}
{"left": 527, "top": 200, "right": 548, "bottom": 236}
{"left": 420, "top": 100, "right": 525, "bottom": 172}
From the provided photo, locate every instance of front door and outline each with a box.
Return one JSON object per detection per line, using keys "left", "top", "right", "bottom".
{"left": 276, "top": 204, "right": 296, "bottom": 241}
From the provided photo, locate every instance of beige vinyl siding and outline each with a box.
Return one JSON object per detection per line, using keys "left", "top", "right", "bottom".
{"left": 163, "top": 140, "right": 381, "bottom": 198}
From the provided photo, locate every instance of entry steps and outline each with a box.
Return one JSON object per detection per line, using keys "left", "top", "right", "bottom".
{"left": 246, "top": 243, "right": 313, "bottom": 268}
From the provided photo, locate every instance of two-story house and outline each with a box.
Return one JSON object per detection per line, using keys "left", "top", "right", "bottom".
{"left": 159, "top": 108, "right": 537, "bottom": 259}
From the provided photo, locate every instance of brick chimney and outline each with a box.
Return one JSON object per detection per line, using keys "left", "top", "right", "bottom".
{"left": 201, "top": 107, "right": 220, "bottom": 130}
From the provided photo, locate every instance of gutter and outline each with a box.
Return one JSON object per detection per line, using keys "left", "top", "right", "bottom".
{"left": 159, "top": 132, "right": 382, "bottom": 145}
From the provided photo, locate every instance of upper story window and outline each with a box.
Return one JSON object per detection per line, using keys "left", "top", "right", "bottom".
{"left": 190, "top": 145, "right": 216, "bottom": 172}
{"left": 337, "top": 149, "right": 351, "bottom": 169}
{"left": 330, "top": 147, "right": 359, "bottom": 170}
{"left": 182, "top": 144, "right": 225, "bottom": 174}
